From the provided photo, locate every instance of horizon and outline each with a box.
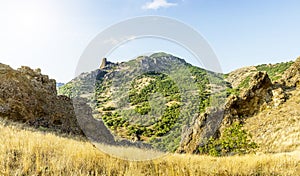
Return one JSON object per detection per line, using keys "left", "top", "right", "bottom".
{"left": 1, "top": 0, "right": 300, "bottom": 82}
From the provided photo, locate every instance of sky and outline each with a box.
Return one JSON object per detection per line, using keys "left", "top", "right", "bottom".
{"left": 1, "top": 0, "right": 300, "bottom": 82}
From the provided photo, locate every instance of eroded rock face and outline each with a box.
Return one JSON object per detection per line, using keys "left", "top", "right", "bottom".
{"left": 281, "top": 57, "right": 300, "bottom": 88}
{"left": 178, "top": 66, "right": 300, "bottom": 154}
{"left": 100, "top": 58, "right": 107, "bottom": 69}
{"left": 73, "top": 97, "right": 115, "bottom": 145}
{"left": 271, "top": 87, "right": 288, "bottom": 107}
{"left": 0, "top": 63, "right": 82, "bottom": 135}
{"left": 178, "top": 71, "right": 274, "bottom": 153}
{"left": 232, "top": 71, "right": 273, "bottom": 116}
{"left": 177, "top": 107, "right": 224, "bottom": 153}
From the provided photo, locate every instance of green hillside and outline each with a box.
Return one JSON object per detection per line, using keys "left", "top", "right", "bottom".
{"left": 59, "top": 53, "right": 228, "bottom": 152}
{"left": 58, "top": 54, "right": 295, "bottom": 154}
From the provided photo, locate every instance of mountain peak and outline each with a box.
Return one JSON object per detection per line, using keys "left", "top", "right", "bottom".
{"left": 149, "top": 52, "right": 171, "bottom": 58}
{"left": 137, "top": 52, "right": 187, "bottom": 65}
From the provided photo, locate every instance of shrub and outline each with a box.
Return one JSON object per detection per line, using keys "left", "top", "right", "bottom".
{"left": 256, "top": 61, "right": 293, "bottom": 81}
{"left": 199, "top": 122, "right": 257, "bottom": 156}
{"left": 102, "top": 106, "right": 116, "bottom": 111}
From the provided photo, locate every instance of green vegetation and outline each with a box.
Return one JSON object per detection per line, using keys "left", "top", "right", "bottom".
{"left": 224, "top": 61, "right": 294, "bottom": 97}
{"left": 97, "top": 63, "right": 230, "bottom": 151}
{"left": 199, "top": 122, "right": 257, "bottom": 156}
{"left": 188, "top": 66, "right": 211, "bottom": 112}
{"left": 58, "top": 82, "right": 79, "bottom": 98}
{"left": 101, "top": 72, "right": 181, "bottom": 142}
{"left": 238, "top": 75, "right": 251, "bottom": 89}
{"left": 225, "top": 87, "right": 239, "bottom": 96}
{"left": 256, "top": 61, "right": 293, "bottom": 81}
{"left": 102, "top": 106, "right": 116, "bottom": 111}
{"left": 59, "top": 54, "right": 231, "bottom": 152}
{"left": 225, "top": 75, "right": 251, "bottom": 96}
{"left": 128, "top": 72, "right": 180, "bottom": 105}
{"left": 134, "top": 102, "right": 151, "bottom": 115}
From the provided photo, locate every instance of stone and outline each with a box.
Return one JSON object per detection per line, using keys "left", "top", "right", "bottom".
{"left": 281, "top": 57, "right": 300, "bottom": 88}
{"left": 100, "top": 58, "right": 107, "bottom": 69}
{"left": 272, "top": 87, "right": 287, "bottom": 107}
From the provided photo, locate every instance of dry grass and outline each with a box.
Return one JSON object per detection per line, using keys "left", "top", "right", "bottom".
{"left": 93, "top": 143, "right": 165, "bottom": 161}
{"left": 0, "top": 119, "right": 299, "bottom": 175}
{"left": 244, "top": 88, "right": 300, "bottom": 153}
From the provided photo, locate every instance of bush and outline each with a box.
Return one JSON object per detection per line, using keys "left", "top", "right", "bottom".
{"left": 102, "top": 106, "right": 116, "bottom": 111}
{"left": 134, "top": 103, "right": 151, "bottom": 115}
{"left": 199, "top": 122, "right": 257, "bottom": 156}
{"left": 256, "top": 61, "right": 293, "bottom": 81}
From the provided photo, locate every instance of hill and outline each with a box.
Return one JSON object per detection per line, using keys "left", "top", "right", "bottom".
{"left": 59, "top": 53, "right": 230, "bottom": 153}
{"left": 1, "top": 54, "right": 300, "bottom": 174}
{"left": 58, "top": 53, "right": 300, "bottom": 156}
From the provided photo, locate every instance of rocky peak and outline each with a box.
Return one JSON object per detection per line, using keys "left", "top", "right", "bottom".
{"left": 134, "top": 53, "right": 187, "bottom": 74}
{"left": 236, "top": 71, "right": 273, "bottom": 115}
{"left": 100, "top": 58, "right": 107, "bottom": 69}
{"left": 99, "top": 58, "right": 117, "bottom": 70}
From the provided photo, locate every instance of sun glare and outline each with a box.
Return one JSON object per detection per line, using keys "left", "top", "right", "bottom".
{"left": 6, "top": 1, "right": 56, "bottom": 35}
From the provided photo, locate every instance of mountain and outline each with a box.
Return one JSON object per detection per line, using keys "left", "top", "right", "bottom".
{"left": 1, "top": 53, "right": 299, "bottom": 156}
{"left": 59, "top": 53, "right": 228, "bottom": 152}
{"left": 1, "top": 55, "right": 299, "bottom": 175}
{"left": 58, "top": 52, "right": 299, "bottom": 155}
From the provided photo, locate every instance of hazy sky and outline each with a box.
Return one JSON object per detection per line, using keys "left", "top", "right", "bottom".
{"left": 1, "top": 0, "right": 300, "bottom": 82}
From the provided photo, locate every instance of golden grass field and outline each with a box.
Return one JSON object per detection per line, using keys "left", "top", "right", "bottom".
{"left": 0, "top": 118, "right": 299, "bottom": 176}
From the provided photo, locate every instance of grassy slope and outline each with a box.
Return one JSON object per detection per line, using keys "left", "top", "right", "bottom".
{"left": 0, "top": 119, "right": 299, "bottom": 175}
{"left": 244, "top": 87, "right": 300, "bottom": 153}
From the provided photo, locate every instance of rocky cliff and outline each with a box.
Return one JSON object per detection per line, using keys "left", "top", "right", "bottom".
{"left": 178, "top": 57, "right": 299, "bottom": 154}
{"left": 178, "top": 71, "right": 273, "bottom": 153}
{"left": 0, "top": 64, "right": 82, "bottom": 135}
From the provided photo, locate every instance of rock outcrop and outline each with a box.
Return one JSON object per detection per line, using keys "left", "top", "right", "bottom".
{"left": 178, "top": 58, "right": 300, "bottom": 154}
{"left": 0, "top": 63, "right": 82, "bottom": 135}
{"left": 178, "top": 71, "right": 274, "bottom": 153}
{"left": 99, "top": 57, "right": 117, "bottom": 70}
{"left": 100, "top": 58, "right": 107, "bottom": 69}
{"left": 271, "top": 87, "right": 288, "bottom": 107}
{"left": 177, "top": 107, "right": 224, "bottom": 153}
{"left": 281, "top": 57, "right": 300, "bottom": 88}
{"left": 228, "top": 71, "right": 273, "bottom": 116}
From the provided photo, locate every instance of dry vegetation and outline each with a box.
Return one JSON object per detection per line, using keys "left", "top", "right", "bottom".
{"left": 0, "top": 118, "right": 299, "bottom": 175}
{"left": 244, "top": 88, "right": 300, "bottom": 153}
